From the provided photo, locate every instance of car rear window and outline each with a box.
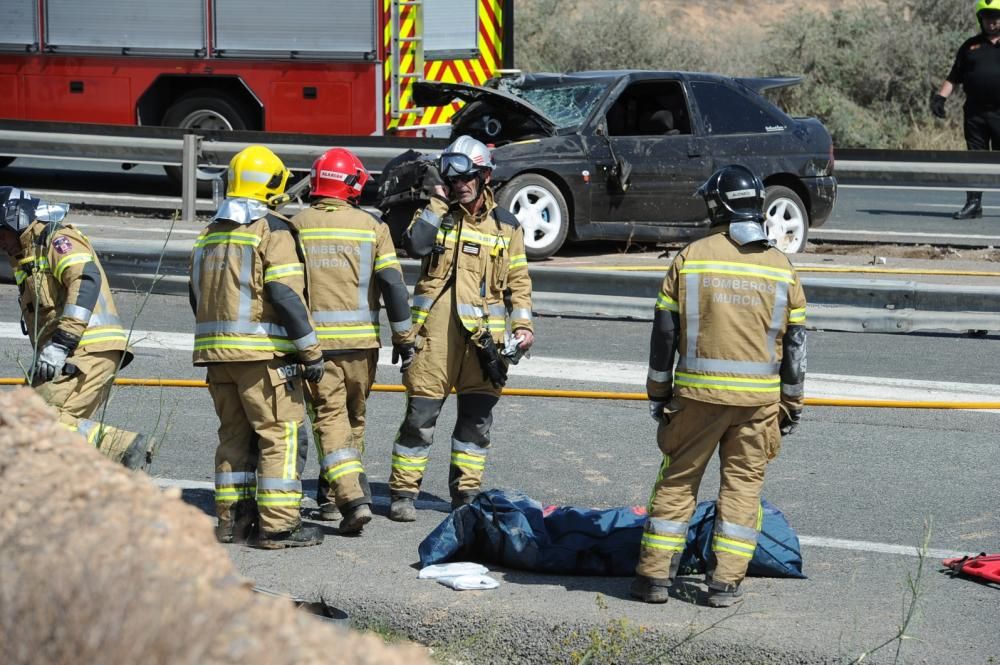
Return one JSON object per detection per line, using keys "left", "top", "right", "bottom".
{"left": 690, "top": 81, "right": 787, "bottom": 135}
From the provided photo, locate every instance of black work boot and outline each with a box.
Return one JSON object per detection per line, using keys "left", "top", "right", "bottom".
{"left": 316, "top": 503, "right": 341, "bottom": 521}
{"left": 388, "top": 497, "right": 417, "bottom": 522}
{"left": 216, "top": 501, "right": 257, "bottom": 544}
{"left": 251, "top": 524, "right": 324, "bottom": 549}
{"left": 339, "top": 504, "right": 372, "bottom": 534}
{"left": 215, "top": 521, "right": 235, "bottom": 544}
{"left": 120, "top": 434, "right": 152, "bottom": 471}
{"left": 629, "top": 575, "right": 671, "bottom": 604}
{"left": 706, "top": 580, "right": 744, "bottom": 608}
{"left": 954, "top": 193, "right": 983, "bottom": 220}
{"left": 450, "top": 492, "right": 476, "bottom": 510}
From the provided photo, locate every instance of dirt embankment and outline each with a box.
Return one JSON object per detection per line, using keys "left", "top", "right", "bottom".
{"left": 0, "top": 388, "right": 430, "bottom": 665}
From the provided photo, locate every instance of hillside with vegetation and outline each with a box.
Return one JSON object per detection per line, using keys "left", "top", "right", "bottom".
{"left": 515, "top": 0, "right": 974, "bottom": 149}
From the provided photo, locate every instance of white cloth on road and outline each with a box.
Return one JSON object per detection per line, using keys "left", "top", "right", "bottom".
{"left": 436, "top": 574, "right": 499, "bottom": 591}
{"left": 417, "top": 562, "right": 489, "bottom": 579}
{"left": 418, "top": 562, "right": 498, "bottom": 590}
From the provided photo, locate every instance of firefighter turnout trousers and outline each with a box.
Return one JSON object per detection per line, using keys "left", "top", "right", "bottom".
{"left": 33, "top": 348, "right": 145, "bottom": 466}
{"left": 208, "top": 358, "right": 309, "bottom": 535}
{"left": 637, "top": 397, "right": 780, "bottom": 585}
{"left": 389, "top": 293, "right": 502, "bottom": 503}
{"left": 309, "top": 349, "right": 378, "bottom": 511}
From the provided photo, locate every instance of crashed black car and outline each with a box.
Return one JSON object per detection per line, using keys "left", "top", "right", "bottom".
{"left": 379, "top": 71, "right": 836, "bottom": 260}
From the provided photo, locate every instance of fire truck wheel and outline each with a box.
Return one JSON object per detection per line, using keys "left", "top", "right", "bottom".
{"left": 0, "top": 157, "right": 14, "bottom": 170}
{"left": 161, "top": 92, "right": 254, "bottom": 191}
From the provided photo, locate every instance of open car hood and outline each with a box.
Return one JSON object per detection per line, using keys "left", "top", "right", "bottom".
{"left": 413, "top": 81, "right": 557, "bottom": 144}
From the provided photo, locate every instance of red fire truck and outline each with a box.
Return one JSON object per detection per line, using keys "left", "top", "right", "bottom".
{"left": 0, "top": 0, "right": 513, "bottom": 171}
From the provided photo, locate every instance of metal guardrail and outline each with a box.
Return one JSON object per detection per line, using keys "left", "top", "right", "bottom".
{"left": 3, "top": 120, "right": 1000, "bottom": 218}
{"left": 4, "top": 237, "right": 991, "bottom": 334}
{"left": 0, "top": 120, "right": 447, "bottom": 222}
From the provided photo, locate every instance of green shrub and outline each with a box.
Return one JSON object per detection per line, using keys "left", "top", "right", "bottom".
{"left": 514, "top": 0, "right": 977, "bottom": 148}
{"left": 515, "top": 0, "right": 713, "bottom": 73}
{"left": 761, "top": 2, "right": 970, "bottom": 147}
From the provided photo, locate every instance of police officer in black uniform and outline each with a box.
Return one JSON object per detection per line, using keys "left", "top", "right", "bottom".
{"left": 931, "top": 0, "right": 1000, "bottom": 220}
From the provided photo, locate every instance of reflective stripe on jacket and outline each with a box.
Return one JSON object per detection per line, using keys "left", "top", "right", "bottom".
{"left": 190, "top": 208, "right": 321, "bottom": 364}
{"left": 649, "top": 231, "right": 807, "bottom": 407}
{"left": 288, "top": 199, "right": 412, "bottom": 351}
{"left": 15, "top": 221, "right": 128, "bottom": 353}
{"left": 403, "top": 189, "right": 533, "bottom": 342}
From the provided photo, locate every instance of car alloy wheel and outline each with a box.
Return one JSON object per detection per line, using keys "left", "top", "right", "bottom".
{"left": 497, "top": 173, "right": 570, "bottom": 260}
{"left": 763, "top": 186, "right": 808, "bottom": 254}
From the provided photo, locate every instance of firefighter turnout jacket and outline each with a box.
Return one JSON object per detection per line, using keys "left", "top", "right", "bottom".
{"left": 646, "top": 229, "right": 807, "bottom": 410}
{"left": 191, "top": 198, "right": 322, "bottom": 537}
{"left": 636, "top": 228, "right": 808, "bottom": 587}
{"left": 14, "top": 221, "right": 128, "bottom": 355}
{"left": 387, "top": 190, "right": 533, "bottom": 505}
{"left": 406, "top": 191, "right": 533, "bottom": 342}
{"left": 189, "top": 202, "right": 321, "bottom": 365}
{"left": 12, "top": 219, "right": 149, "bottom": 470}
{"left": 288, "top": 198, "right": 412, "bottom": 351}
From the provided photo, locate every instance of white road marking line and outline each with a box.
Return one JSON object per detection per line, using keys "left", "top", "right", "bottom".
{"left": 3, "top": 322, "right": 997, "bottom": 405}
{"left": 797, "top": 535, "right": 963, "bottom": 560}
{"left": 919, "top": 203, "right": 1000, "bottom": 210}
{"left": 152, "top": 478, "right": 967, "bottom": 559}
{"left": 839, "top": 184, "right": 1000, "bottom": 193}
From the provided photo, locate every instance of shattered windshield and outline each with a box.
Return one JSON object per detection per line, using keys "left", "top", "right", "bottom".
{"left": 497, "top": 79, "right": 609, "bottom": 129}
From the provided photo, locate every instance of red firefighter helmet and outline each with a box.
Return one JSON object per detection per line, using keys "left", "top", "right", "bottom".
{"left": 310, "top": 148, "right": 369, "bottom": 202}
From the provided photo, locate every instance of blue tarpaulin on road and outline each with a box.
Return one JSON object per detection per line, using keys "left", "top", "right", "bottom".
{"left": 418, "top": 489, "right": 805, "bottom": 578}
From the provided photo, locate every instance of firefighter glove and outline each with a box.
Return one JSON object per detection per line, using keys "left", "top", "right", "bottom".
{"left": 35, "top": 342, "right": 70, "bottom": 382}
{"left": 779, "top": 405, "right": 802, "bottom": 437}
{"left": 301, "top": 357, "right": 325, "bottom": 384}
{"left": 392, "top": 342, "right": 416, "bottom": 373}
{"left": 649, "top": 400, "right": 669, "bottom": 424}
{"left": 421, "top": 163, "right": 448, "bottom": 202}
{"left": 930, "top": 93, "right": 947, "bottom": 119}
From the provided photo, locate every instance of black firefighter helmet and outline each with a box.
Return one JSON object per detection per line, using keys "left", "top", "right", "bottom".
{"left": 696, "top": 164, "right": 766, "bottom": 227}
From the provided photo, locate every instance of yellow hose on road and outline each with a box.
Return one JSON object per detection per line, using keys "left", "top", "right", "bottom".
{"left": 3, "top": 377, "right": 999, "bottom": 409}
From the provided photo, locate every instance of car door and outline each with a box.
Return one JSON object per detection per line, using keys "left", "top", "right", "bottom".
{"left": 589, "top": 79, "right": 713, "bottom": 224}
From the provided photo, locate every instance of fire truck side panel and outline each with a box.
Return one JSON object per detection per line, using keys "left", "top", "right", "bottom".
{"left": 0, "top": 55, "right": 378, "bottom": 135}
{"left": 0, "top": 74, "right": 18, "bottom": 115}
{"left": 23, "top": 71, "right": 133, "bottom": 124}
{"left": 0, "top": 0, "right": 510, "bottom": 137}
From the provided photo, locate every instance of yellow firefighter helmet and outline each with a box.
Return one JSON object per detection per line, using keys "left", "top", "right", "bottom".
{"left": 226, "top": 145, "right": 290, "bottom": 203}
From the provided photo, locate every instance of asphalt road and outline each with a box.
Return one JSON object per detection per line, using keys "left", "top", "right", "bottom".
{"left": 2, "top": 286, "right": 997, "bottom": 664}
{"left": 5, "top": 158, "right": 1000, "bottom": 249}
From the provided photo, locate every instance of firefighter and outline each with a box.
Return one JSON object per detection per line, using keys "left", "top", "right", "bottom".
{"left": 932, "top": 0, "right": 1000, "bottom": 219}
{"left": 630, "top": 165, "right": 807, "bottom": 607}
{"left": 190, "top": 145, "right": 326, "bottom": 549}
{"left": 386, "top": 135, "right": 534, "bottom": 522}
{"left": 0, "top": 186, "right": 150, "bottom": 470}
{"left": 288, "top": 147, "right": 413, "bottom": 534}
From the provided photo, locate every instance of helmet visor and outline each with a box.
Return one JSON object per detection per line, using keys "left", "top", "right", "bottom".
{"left": 1, "top": 188, "right": 36, "bottom": 233}
{"left": 440, "top": 152, "right": 477, "bottom": 179}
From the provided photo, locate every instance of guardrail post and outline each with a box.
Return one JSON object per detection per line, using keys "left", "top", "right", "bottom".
{"left": 181, "top": 134, "right": 201, "bottom": 222}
